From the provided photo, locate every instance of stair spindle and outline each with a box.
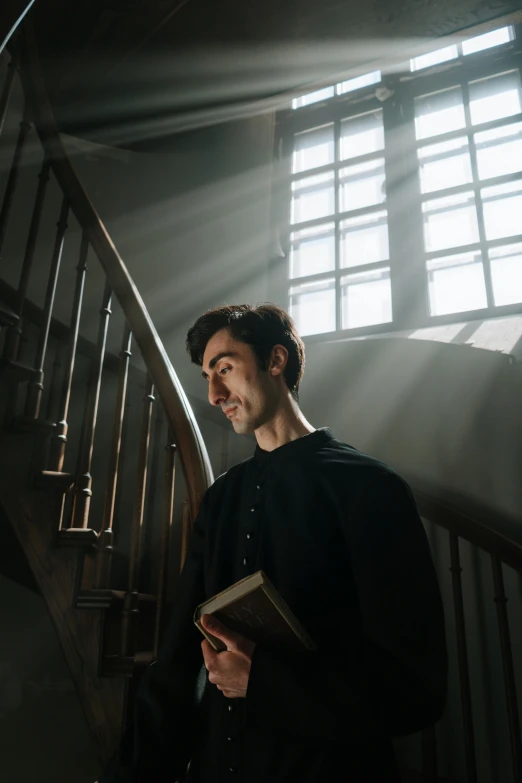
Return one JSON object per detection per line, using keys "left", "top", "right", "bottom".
{"left": 44, "top": 337, "right": 64, "bottom": 423}
{"left": 120, "top": 376, "right": 155, "bottom": 659}
{"left": 25, "top": 195, "right": 69, "bottom": 418}
{"left": 140, "top": 404, "right": 164, "bottom": 590}
{"left": 180, "top": 498, "right": 191, "bottom": 574}
{"left": 68, "top": 279, "right": 112, "bottom": 530}
{"left": 47, "top": 232, "right": 88, "bottom": 465}
{"left": 4, "top": 157, "right": 51, "bottom": 362}
{"left": 89, "top": 325, "right": 132, "bottom": 590}
{"left": 153, "top": 436, "right": 176, "bottom": 658}
{"left": 0, "top": 57, "right": 17, "bottom": 141}
{"left": 449, "top": 532, "right": 477, "bottom": 783}
{"left": 491, "top": 554, "right": 522, "bottom": 781}
{"left": 0, "top": 107, "right": 31, "bottom": 258}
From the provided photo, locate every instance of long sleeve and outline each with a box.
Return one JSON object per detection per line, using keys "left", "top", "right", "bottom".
{"left": 245, "top": 469, "right": 448, "bottom": 741}
{"left": 99, "top": 491, "right": 209, "bottom": 783}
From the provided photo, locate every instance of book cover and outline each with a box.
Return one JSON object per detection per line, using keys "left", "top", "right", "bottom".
{"left": 194, "top": 570, "right": 316, "bottom": 654}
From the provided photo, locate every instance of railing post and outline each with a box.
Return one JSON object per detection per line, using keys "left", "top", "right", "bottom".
{"left": 46, "top": 232, "right": 88, "bottom": 464}
{"left": 86, "top": 325, "right": 132, "bottom": 591}
{"left": 0, "top": 57, "right": 17, "bottom": 141}
{"left": 25, "top": 195, "right": 69, "bottom": 419}
{"left": 0, "top": 106, "right": 31, "bottom": 259}
{"left": 4, "top": 157, "right": 51, "bottom": 362}
{"left": 141, "top": 404, "right": 164, "bottom": 590}
{"left": 180, "top": 498, "right": 192, "bottom": 574}
{"left": 491, "top": 554, "right": 522, "bottom": 782}
{"left": 449, "top": 532, "right": 477, "bottom": 783}
{"left": 67, "top": 279, "right": 112, "bottom": 530}
{"left": 153, "top": 436, "right": 176, "bottom": 657}
{"left": 120, "top": 376, "right": 155, "bottom": 659}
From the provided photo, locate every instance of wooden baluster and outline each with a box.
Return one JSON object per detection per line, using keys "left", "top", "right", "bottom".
{"left": 120, "top": 376, "right": 155, "bottom": 659}
{"left": 68, "top": 279, "right": 112, "bottom": 530}
{"left": 44, "top": 338, "right": 64, "bottom": 423}
{"left": 87, "top": 325, "right": 132, "bottom": 590}
{"left": 0, "top": 57, "right": 17, "bottom": 141}
{"left": 4, "top": 157, "right": 51, "bottom": 362}
{"left": 46, "top": 232, "right": 88, "bottom": 464}
{"left": 140, "top": 404, "right": 164, "bottom": 591}
{"left": 153, "top": 435, "right": 176, "bottom": 658}
{"left": 491, "top": 554, "right": 522, "bottom": 781}
{"left": 449, "top": 532, "right": 478, "bottom": 783}
{"left": 0, "top": 107, "right": 31, "bottom": 258}
{"left": 180, "top": 498, "right": 191, "bottom": 574}
{"left": 24, "top": 196, "right": 68, "bottom": 418}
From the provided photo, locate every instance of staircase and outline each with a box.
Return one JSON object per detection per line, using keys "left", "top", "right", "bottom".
{"left": 1, "top": 19, "right": 522, "bottom": 783}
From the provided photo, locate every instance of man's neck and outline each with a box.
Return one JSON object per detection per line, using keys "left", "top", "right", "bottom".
{"left": 254, "top": 404, "right": 315, "bottom": 452}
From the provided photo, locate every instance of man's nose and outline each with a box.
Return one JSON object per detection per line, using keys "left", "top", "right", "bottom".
{"left": 208, "top": 375, "right": 227, "bottom": 407}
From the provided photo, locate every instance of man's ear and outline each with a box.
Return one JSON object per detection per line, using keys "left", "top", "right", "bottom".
{"left": 269, "top": 345, "right": 288, "bottom": 377}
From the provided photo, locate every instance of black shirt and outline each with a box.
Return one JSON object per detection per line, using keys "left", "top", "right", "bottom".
{"left": 100, "top": 428, "right": 447, "bottom": 783}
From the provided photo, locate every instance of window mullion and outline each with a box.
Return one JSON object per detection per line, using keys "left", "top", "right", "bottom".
{"left": 461, "top": 80, "right": 495, "bottom": 308}
{"left": 334, "top": 117, "right": 341, "bottom": 331}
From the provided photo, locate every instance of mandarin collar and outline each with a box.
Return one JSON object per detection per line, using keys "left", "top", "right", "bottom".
{"left": 253, "top": 427, "right": 334, "bottom": 468}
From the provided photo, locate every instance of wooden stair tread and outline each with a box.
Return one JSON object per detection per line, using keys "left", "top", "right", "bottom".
{"left": 76, "top": 589, "right": 157, "bottom": 609}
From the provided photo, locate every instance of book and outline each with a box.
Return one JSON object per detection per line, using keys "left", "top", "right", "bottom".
{"left": 194, "top": 570, "right": 316, "bottom": 654}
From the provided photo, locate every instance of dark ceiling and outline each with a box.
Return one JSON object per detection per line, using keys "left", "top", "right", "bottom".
{"left": 27, "top": 0, "right": 522, "bottom": 148}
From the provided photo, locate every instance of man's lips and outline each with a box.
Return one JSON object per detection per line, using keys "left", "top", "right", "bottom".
{"left": 223, "top": 406, "right": 237, "bottom": 418}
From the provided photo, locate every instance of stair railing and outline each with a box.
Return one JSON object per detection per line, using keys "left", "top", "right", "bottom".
{"left": 0, "top": 24, "right": 213, "bottom": 678}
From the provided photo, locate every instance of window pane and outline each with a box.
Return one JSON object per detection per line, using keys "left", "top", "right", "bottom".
{"left": 481, "top": 180, "right": 522, "bottom": 240}
{"left": 411, "top": 45, "right": 458, "bottom": 72}
{"left": 292, "top": 86, "right": 334, "bottom": 109}
{"left": 340, "top": 158, "right": 386, "bottom": 212}
{"left": 427, "top": 251, "right": 487, "bottom": 315}
{"left": 336, "top": 70, "right": 381, "bottom": 95}
{"left": 292, "top": 125, "right": 334, "bottom": 174}
{"left": 462, "top": 26, "right": 514, "bottom": 56}
{"left": 415, "top": 87, "right": 466, "bottom": 140}
{"left": 489, "top": 243, "right": 522, "bottom": 305}
{"left": 422, "top": 192, "right": 479, "bottom": 251}
{"left": 475, "top": 122, "right": 522, "bottom": 180}
{"left": 341, "top": 268, "right": 392, "bottom": 329}
{"left": 291, "top": 172, "right": 334, "bottom": 224}
{"left": 469, "top": 71, "right": 522, "bottom": 126}
{"left": 418, "top": 137, "right": 473, "bottom": 193}
{"left": 290, "top": 223, "right": 335, "bottom": 278}
{"left": 340, "top": 211, "right": 389, "bottom": 268}
{"left": 340, "top": 110, "right": 384, "bottom": 160}
{"left": 290, "top": 278, "right": 336, "bottom": 335}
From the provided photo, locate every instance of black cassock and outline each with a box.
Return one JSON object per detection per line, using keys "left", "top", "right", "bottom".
{"left": 100, "top": 428, "right": 448, "bottom": 783}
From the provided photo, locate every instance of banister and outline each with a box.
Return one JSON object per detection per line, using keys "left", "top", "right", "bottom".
{"left": 412, "top": 488, "right": 522, "bottom": 574}
{"left": 18, "top": 21, "right": 213, "bottom": 518}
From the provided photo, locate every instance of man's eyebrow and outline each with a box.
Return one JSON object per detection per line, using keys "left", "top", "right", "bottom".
{"left": 201, "top": 352, "right": 238, "bottom": 379}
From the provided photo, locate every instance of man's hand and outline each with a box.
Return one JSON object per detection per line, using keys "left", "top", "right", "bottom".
{"left": 201, "top": 614, "right": 256, "bottom": 698}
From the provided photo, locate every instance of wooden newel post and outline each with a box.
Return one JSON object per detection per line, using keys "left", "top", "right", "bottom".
{"left": 68, "top": 280, "right": 112, "bottom": 530}
{"left": 120, "top": 376, "right": 155, "bottom": 659}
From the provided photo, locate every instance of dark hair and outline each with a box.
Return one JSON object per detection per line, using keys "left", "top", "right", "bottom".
{"left": 186, "top": 304, "right": 305, "bottom": 401}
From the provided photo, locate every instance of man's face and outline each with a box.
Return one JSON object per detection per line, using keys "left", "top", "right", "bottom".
{"left": 201, "top": 328, "right": 279, "bottom": 434}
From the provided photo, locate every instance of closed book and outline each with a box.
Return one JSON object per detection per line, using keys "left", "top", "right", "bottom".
{"left": 194, "top": 570, "right": 316, "bottom": 654}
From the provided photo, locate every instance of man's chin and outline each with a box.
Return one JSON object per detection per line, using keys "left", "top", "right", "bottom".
{"left": 231, "top": 418, "right": 254, "bottom": 435}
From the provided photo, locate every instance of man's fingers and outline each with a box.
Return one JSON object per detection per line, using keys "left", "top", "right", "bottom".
{"left": 201, "top": 614, "right": 240, "bottom": 649}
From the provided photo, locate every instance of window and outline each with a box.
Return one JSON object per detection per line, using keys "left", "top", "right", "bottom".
{"left": 278, "top": 24, "right": 522, "bottom": 337}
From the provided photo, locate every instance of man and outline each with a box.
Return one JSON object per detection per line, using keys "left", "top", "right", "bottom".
{"left": 99, "top": 303, "right": 447, "bottom": 783}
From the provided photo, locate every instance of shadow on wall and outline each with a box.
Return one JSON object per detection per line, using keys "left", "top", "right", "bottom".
{"left": 0, "top": 507, "right": 100, "bottom": 783}
{"left": 301, "top": 336, "right": 522, "bottom": 540}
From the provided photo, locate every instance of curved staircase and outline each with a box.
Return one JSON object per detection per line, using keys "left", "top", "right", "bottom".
{"left": 0, "top": 20, "right": 521, "bottom": 783}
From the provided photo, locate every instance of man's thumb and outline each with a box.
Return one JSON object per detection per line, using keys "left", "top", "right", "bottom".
{"left": 201, "top": 614, "right": 235, "bottom": 645}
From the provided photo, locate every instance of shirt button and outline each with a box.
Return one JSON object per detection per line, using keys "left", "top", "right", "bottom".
{"left": 256, "top": 484, "right": 261, "bottom": 490}
{"left": 246, "top": 532, "right": 252, "bottom": 540}
{"left": 229, "top": 767, "right": 238, "bottom": 774}
{"left": 227, "top": 735, "right": 234, "bottom": 742}
{"left": 228, "top": 704, "right": 234, "bottom": 712}
{"left": 250, "top": 507, "right": 255, "bottom": 512}
{"left": 243, "top": 557, "right": 248, "bottom": 565}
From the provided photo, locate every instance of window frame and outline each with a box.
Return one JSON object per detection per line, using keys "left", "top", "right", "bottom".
{"left": 271, "top": 23, "right": 522, "bottom": 343}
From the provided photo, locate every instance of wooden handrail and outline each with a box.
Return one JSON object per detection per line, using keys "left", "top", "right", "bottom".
{"left": 413, "top": 488, "right": 522, "bottom": 574}
{"left": 18, "top": 21, "right": 213, "bottom": 518}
